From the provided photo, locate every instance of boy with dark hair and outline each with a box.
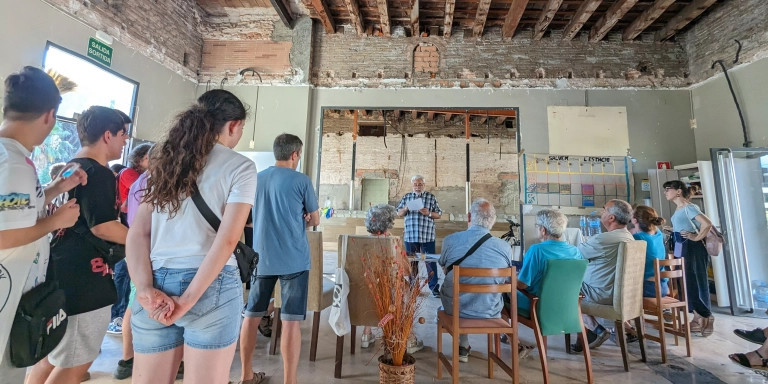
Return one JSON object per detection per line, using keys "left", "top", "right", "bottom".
{"left": 0, "top": 66, "right": 86, "bottom": 381}
{"left": 27, "top": 105, "right": 129, "bottom": 384}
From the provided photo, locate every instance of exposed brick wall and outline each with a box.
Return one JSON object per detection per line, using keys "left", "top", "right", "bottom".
{"left": 201, "top": 40, "right": 292, "bottom": 75}
{"left": 318, "top": 132, "right": 519, "bottom": 218}
{"left": 42, "top": 0, "right": 202, "bottom": 80}
{"left": 683, "top": 0, "right": 768, "bottom": 81}
{"left": 312, "top": 25, "right": 691, "bottom": 88}
{"left": 199, "top": 7, "right": 311, "bottom": 84}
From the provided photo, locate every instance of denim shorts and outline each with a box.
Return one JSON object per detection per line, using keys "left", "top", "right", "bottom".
{"left": 131, "top": 265, "right": 242, "bottom": 353}
{"left": 245, "top": 270, "right": 308, "bottom": 321}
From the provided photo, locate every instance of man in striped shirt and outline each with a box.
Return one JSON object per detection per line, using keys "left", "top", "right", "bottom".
{"left": 396, "top": 175, "right": 442, "bottom": 297}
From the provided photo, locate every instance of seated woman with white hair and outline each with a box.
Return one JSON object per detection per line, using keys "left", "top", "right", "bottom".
{"left": 359, "top": 204, "right": 424, "bottom": 354}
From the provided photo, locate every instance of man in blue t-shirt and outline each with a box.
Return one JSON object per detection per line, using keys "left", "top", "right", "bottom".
{"left": 517, "top": 209, "right": 582, "bottom": 312}
{"left": 239, "top": 134, "right": 319, "bottom": 384}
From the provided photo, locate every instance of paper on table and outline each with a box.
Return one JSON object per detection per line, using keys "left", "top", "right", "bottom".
{"left": 406, "top": 198, "right": 424, "bottom": 211}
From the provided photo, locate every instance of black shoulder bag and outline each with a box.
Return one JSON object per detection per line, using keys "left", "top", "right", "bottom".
{"left": 9, "top": 265, "right": 67, "bottom": 367}
{"left": 444, "top": 233, "right": 493, "bottom": 274}
{"left": 189, "top": 183, "right": 258, "bottom": 283}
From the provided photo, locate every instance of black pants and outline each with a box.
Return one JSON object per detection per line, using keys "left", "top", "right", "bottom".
{"left": 682, "top": 239, "right": 712, "bottom": 317}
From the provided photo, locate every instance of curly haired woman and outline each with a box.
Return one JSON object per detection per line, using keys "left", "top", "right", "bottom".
{"left": 126, "top": 89, "right": 257, "bottom": 384}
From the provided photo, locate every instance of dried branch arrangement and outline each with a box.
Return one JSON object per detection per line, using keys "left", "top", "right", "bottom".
{"left": 46, "top": 69, "right": 77, "bottom": 94}
{"left": 362, "top": 240, "right": 428, "bottom": 366}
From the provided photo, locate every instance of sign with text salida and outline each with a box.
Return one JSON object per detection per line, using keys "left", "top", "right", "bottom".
{"left": 87, "top": 37, "right": 112, "bottom": 67}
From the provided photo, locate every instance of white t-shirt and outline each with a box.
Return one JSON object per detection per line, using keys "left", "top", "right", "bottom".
{"left": 150, "top": 144, "right": 257, "bottom": 269}
{"left": 0, "top": 137, "right": 49, "bottom": 363}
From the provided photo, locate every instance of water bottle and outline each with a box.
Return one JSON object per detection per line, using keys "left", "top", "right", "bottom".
{"left": 579, "top": 216, "right": 588, "bottom": 237}
{"left": 753, "top": 280, "right": 768, "bottom": 308}
{"left": 588, "top": 211, "right": 602, "bottom": 236}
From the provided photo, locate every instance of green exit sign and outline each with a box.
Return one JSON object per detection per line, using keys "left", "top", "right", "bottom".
{"left": 87, "top": 37, "right": 113, "bottom": 67}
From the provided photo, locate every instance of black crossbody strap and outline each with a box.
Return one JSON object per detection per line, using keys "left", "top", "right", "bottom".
{"left": 190, "top": 183, "right": 221, "bottom": 232}
{"left": 445, "top": 233, "right": 492, "bottom": 274}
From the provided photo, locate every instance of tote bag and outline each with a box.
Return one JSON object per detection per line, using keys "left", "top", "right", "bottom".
{"left": 329, "top": 235, "right": 351, "bottom": 336}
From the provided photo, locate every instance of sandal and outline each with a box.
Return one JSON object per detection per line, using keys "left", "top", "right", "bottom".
{"left": 729, "top": 350, "right": 768, "bottom": 371}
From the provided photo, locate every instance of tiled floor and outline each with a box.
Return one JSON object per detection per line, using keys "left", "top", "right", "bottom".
{"left": 41, "top": 255, "right": 768, "bottom": 383}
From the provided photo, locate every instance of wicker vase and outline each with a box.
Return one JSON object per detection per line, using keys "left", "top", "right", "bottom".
{"left": 378, "top": 353, "right": 416, "bottom": 384}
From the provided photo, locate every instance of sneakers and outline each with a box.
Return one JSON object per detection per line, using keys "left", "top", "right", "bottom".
{"left": 114, "top": 358, "right": 133, "bottom": 380}
{"left": 106, "top": 317, "right": 123, "bottom": 335}
{"left": 458, "top": 346, "right": 471, "bottom": 363}
{"left": 406, "top": 336, "right": 424, "bottom": 354}
{"left": 734, "top": 328, "right": 767, "bottom": 345}
{"left": 258, "top": 316, "right": 273, "bottom": 338}
{"left": 361, "top": 332, "right": 375, "bottom": 348}
{"left": 589, "top": 327, "right": 611, "bottom": 349}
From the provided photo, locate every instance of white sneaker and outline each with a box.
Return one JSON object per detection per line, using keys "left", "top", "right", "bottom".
{"left": 406, "top": 337, "right": 423, "bottom": 354}
{"left": 106, "top": 317, "right": 123, "bottom": 335}
{"left": 361, "top": 333, "right": 375, "bottom": 348}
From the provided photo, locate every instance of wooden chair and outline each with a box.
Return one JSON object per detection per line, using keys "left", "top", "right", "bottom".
{"left": 579, "top": 241, "right": 648, "bottom": 371}
{"left": 642, "top": 257, "right": 691, "bottom": 363}
{"left": 333, "top": 234, "right": 398, "bottom": 378}
{"left": 437, "top": 266, "right": 519, "bottom": 384}
{"left": 517, "top": 259, "right": 593, "bottom": 384}
{"left": 269, "top": 231, "right": 334, "bottom": 361}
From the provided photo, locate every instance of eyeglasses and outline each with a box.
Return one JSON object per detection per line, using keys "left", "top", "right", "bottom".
{"left": 664, "top": 187, "right": 676, "bottom": 191}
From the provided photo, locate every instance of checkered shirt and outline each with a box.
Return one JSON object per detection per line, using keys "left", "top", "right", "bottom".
{"left": 396, "top": 191, "right": 442, "bottom": 243}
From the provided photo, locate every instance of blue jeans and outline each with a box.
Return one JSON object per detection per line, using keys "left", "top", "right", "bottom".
{"left": 111, "top": 259, "right": 131, "bottom": 320}
{"left": 642, "top": 280, "right": 669, "bottom": 298}
{"left": 405, "top": 241, "right": 439, "bottom": 292}
{"left": 246, "top": 271, "right": 309, "bottom": 321}
{"left": 131, "top": 266, "right": 242, "bottom": 353}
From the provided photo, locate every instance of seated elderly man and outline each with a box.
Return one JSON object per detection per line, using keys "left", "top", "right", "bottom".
{"left": 517, "top": 209, "right": 582, "bottom": 312}
{"left": 360, "top": 203, "right": 424, "bottom": 353}
{"left": 571, "top": 199, "right": 635, "bottom": 353}
{"left": 439, "top": 198, "right": 513, "bottom": 363}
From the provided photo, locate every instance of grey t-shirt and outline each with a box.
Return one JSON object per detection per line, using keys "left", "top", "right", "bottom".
{"left": 578, "top": 227, "right": 635, "bottom": 305}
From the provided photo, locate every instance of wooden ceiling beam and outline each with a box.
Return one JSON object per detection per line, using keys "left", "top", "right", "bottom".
{"left": 427, "top": 111, "right": 435, "bottom": 121}
{"left": 410, "top": 0, "right": 419, "bottom": 36}
{"left": 342, "top": 0, "right": 364, "bottom": 35}
{"left": 655, "top": 0, "right": 717, "bottom": 42}
{"left": 533, "top": 0, "right": 564, "bottom": 40}
{"left": 622, "top": 0, "right": 674, "bottom": 41}
{"left": 562, "top": 0, "right": 602, "bottom": 41}
{"left": 501, "top": 0, "right": 529, "bottom": 38}
{"left": 496, "top": 116, "right": 506, "bottom": 125}
{"left": 472, "top": 0, "right": 493, "bottom": 37}
{"left": 443, "top": 0, "right": 456, "bottom": 37}
{"left": 589, "top": 0, "right": 638, "bottom": 42}
{"left": 306, "top": 0, "right": 336, "bottom": 34}
{"left": 269, "top": 0, "right": 295, "bottom": 28}
{"left": 376, "top": 0, "right": 391, "bottom": 35}
{"left": 411, "top": 110, "right": 418, "bottom": 119}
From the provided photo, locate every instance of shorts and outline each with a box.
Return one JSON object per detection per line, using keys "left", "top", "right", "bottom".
{"left": 245, "top": 271, "right": 308, "bottom": 321}
{"left": 47, "top": 306, "right": 111, "bottom": 368}
{"left": 131, "top": 266, "right": 242, "bottom": 354}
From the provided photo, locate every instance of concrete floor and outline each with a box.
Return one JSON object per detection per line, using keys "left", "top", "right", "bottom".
{"left": 71, "top": 254, "right": 768, "bottom": 383}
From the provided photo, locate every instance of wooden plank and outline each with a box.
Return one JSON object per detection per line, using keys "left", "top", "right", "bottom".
{"left": 307, "top": 0, "right": 336, "bottom": 33}
{"left": 443, "top": 0, "right": 456, "bottom": 37}
{"left": 342, "top": 0, "right": 364, "bottom": 35}
{"left": 269, "top": 0, "right": 295, "bottom": 29}
{"left": 410, "top": 0, "right": 420, "bottom": 36}
{"left": 655, "top": 0, "right": 717, "bottom": 42}
{"left": 472, "top": 0, "right": 493, "bottom": 37}
{"left": 427, "top": 111, "right": 435, "bottom": 121}
{"left": 622, "top": 0, "right": 674, "bottom": 41}
{"left": 533, "top": 0, "right": 564, "bottom": 40}
{"left": 588, "top": 0, "right": 638, "bottom": 42}
{"left": 376, "top": 0, "right": 391, "bottom": 35}
{"left": 562, "top": 0, "right": 602, "bottom": 41}
{"left": 501, "top": 0, "right": 529, "bottom": 38}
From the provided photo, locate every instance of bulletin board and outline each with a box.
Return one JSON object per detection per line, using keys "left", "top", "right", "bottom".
{"left": 547, "top": 106, "right": 629, "bottom": 157}
{"left": 522, "top": 153, "right": 632, "bottom": 207}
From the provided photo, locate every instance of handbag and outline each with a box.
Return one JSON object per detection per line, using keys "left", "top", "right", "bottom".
{"left": 190, "top": 183, "right": 258, "bottom": 283}
{"left": 9, "top": 279, "right": 67, "bottom": 367}
{"left": 329, "top": 235, "right": 351, "bottom": 336}
{"left": 684, "top": 207, "right": 724, "bottom": 257}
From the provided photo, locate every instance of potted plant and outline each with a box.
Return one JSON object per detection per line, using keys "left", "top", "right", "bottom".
{"left": 362, "top": 241, "right": 428, "bottom": 384}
